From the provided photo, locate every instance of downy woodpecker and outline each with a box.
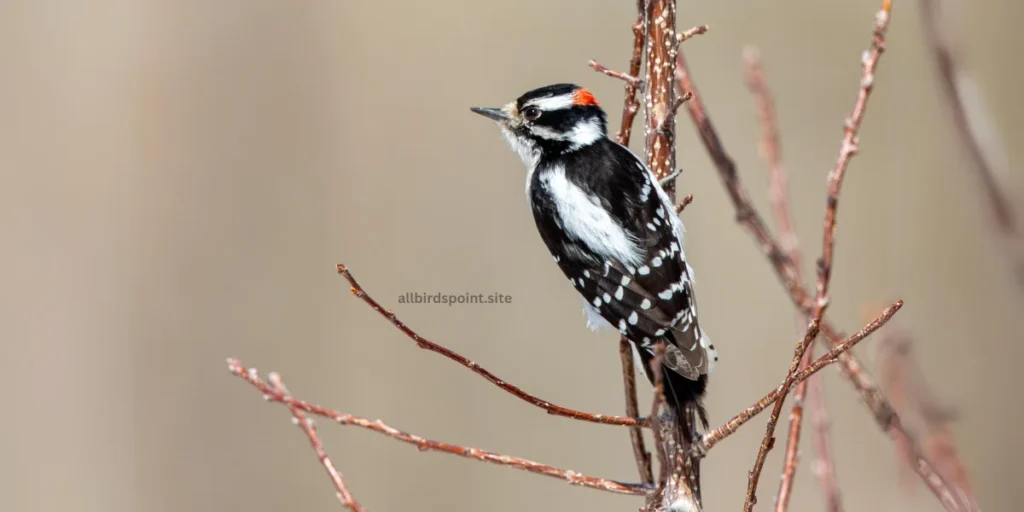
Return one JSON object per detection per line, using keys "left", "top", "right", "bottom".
{"left": 471, "top": 84, "right": 717, "bottom": 439}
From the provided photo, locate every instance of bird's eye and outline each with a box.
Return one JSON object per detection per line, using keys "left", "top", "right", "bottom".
{"left": 522, "top": 106, "right": 542, "bottom": 121}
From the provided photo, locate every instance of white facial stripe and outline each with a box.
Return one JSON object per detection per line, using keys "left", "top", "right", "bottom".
{"left": 568, "top": 118, "right": 604, "bottom": 149}
{"left": 525, "top": 93, "right": 575, "bottom": 111}
{"left": 529, "top": 125, "right": 568, "bottom": 141}
{"left": 540, "top": 165, "right": 643, "bottom": 267}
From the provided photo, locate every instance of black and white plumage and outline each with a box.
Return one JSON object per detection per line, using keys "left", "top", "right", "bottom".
{"left": 471, "top": 84, "right": 717, "bottom": 437}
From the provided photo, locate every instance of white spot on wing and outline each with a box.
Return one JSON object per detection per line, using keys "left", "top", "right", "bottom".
{"left": 628, "top": 311, "right": 638, "bottom": 325}
{"left": 640, "top": 298, "right": 652, "bottom": 310}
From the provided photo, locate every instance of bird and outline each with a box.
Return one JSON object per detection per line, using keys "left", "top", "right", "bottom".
{"left": 470, "top": 83, "right": 717, "bottom": 443}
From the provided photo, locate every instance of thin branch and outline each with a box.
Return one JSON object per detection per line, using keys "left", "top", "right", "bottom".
{"left": 743, "top": 11, "right": 898, "bottom": 497}
{"left": 675, "top": 3, "right": 963, "bottom": 510}
{"left": 876, "top": 326, "right": 979, "bottom": 510}
{"left": 620, "top": 338, "right": 655, "bottom": 485}
{"left": 657, "top": 91, "right": 693, "bottom": 134}
{"left": 815, "top": 0, "right": 891, "bottom": 310}
{"left": 696, "top": 300, "right": 903, "bottom": 456}
{"left": 589, "top": 60, "right": 644, "bottom": 87}
{"left": 608, "top": 4, "right": 656, "bottom": 491}
{"left": 649, "top": 346, "right": 669, "bottom": 481}
{"left": 744, "top": 318, "right": 823, "bottom": 511}
{"left": 611, "top": 13, "right": 647, "bottom": 147}
{"left": 227, "top": 359, "right": 652, "bottom": 497}
{"left": 808, "top": 367, "right": 844, "bottom": 512}
{"left": 337, "top": 264, "right": 644, "bottom": 427}
{"left": 676, "top": 24, "right": 709, "bottom": 45}
{"left": 675, "top": 194, "right": 694, "bottom": 214}
{"left": 743, "top": 45, "right": 839, "bottom": 512}
{"left": 744, "top": 47, "right": 799, "bottom": 272}
{"left": 918, "top": 0, "right": 1023, "bottom": 289}
{"left": 267, "top": 372, "right": 366, "bottom": 512}
{"left": 675, "top": 53, "right": 800, "bottom": 302}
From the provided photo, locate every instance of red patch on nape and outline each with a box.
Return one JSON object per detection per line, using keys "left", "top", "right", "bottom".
{"left": 572, "top": 88, "right": 599, "bottom": 107}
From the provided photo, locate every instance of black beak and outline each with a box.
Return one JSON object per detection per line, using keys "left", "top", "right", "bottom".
{"left": 470, "top": 107, "right": 509, "bottom": 122}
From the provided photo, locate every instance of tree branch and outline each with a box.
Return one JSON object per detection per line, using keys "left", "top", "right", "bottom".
{"left": 603, "top": 5, "right": 657, "bottom": 490}
{"left": 337, "top": 264, "right": 644, "bottom": 427}
{"left": 815, "top": 0, "right": 891, "bottom": 310}
{"left": 743, "top": 46, "right": 831, "bottom": 512}
{"left": 266, "top": 372, "right": 366, "bottom": 511}
{"left": 745, "top": 4, "right": 895, "bottom": 505}
{"left": 675, "top": 3, "right": 964, "bottom": 509}
{"left": 620, "top": 338, "right": 655, "bottom": 485}
{"left": 608, "top": 10, "right": 647, "bottom": 147}
{"left": 876, "top": 325, "right": 979, "bottom": 510}
{"left": 589, "top": 60, "right": 644, "bottom": 87}
{"left": 675, "top": 193, "right": 694, "bottom": 214}
{"left": 918, "top": 0, "right": 1023, "bottom": 289}
{"left": 697, "top": 300, "right": 903, "bottom": 455}
{"left": 227, "top": 358, "right": 652, "bottom": 497}
{"left": 743, "top": 318, "right": 822, "bottom": 511}
{"left": 808, "top": 365, "right": 844, "bottom": 512}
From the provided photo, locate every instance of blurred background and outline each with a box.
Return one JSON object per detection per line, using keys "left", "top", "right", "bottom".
{"left": 2, "top": 1, "right": 1021, "bottom": 511}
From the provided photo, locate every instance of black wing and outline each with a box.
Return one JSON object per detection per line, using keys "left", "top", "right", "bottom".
{"left": 531, "top": 139, "right": 716, "bottom": 379}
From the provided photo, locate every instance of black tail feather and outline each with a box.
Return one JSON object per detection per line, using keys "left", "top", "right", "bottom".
{"left": 634, "top": 341, "right": 709, "bottom": 444}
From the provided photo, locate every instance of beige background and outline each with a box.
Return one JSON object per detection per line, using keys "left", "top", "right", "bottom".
{"left": 2, "top": 1, "right": 1021, "bottom": 511}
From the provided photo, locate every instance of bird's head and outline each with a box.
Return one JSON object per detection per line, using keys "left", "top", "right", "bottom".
{"left": 471, "top": 83, "right": 608, "bottom": 166}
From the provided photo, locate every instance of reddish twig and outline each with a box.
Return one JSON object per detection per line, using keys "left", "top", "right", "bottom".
{"left": 918, "top": 0, "right": 1023, "bottom": 289}
{"left": 676, "top": 3, "right": 963, "bottom": 510}
{"left": 815, "top": 0, "right": 891, "bottom": 310}
{"left": 744, "top": 318, "right": 823, "bottom": 511}
{"left": 675, "top": 194, "right": 694, "bottom": 214}
{"left": 675, "top": 54, "right": 799, "bottom": 300}
{"left": 648, "top": 346, "right": 669, "bottom": 479}
{"left": 745, "top": 4, "right": 896, "bottom": 509}
{"left": 620, "top": 338, "right": 655, "bottom": 485}
{"left": 337, "top": 264, "right": 644, "bottom": 427}
{"left": 228, "top": 359, "right": 652, "bottom": 497}
{"left": 608, "top": 12, "right": 647, "bottom": 147}
{"left": 657, "top": 91, "right": 693, "bottom": 135}
{"left": 744, "top": 47, "right": 799, "bottom": 273}
{"left": 697, "top": 300, "right": 903, "bottom": 455}
{"left": 266, "top": 372, "right": 365, "bottom": 511}
{"left": 875, "top": 326, "right": 978, "bottom": 510}
{"left": 607, "top": 6, "right": 657, "bottom": 488}
{"left": 776, "top": 349, "right": 817, "bottom": 511}
{"left": 676, "top": 24, "right": 709, "bottom": 45}
{"left": 808, "top": 367, "right": 844, "bottom": 512}
{"left": 588, "top": 60, "right": 644, "bottom": 87}
{"left": 743, "top": 45, "right": 840, "bottom": 512}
